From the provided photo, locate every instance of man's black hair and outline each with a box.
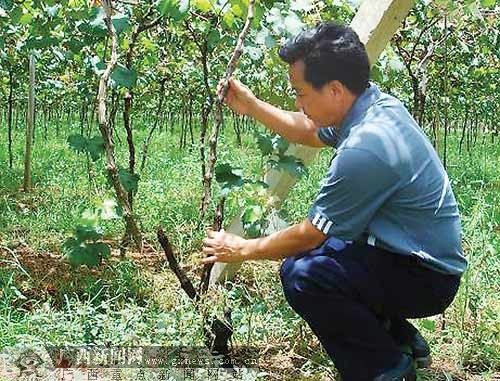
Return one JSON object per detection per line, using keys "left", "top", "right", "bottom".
{"left": 278, "top": 22, "right": 370, "bottom": 94}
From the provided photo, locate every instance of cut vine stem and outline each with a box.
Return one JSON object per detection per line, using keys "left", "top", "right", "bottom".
{"left": 199, "top": 0, "right": 256, "bottom": 218}
{"left": 157, "top": 227, "right": 233, "bottom": 357}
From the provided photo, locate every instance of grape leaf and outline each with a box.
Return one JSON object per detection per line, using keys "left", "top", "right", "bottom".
{"left": 75, "top": 225, "right": 103, "bottom": 242}
{"left": 67, "top": 134, "right": 88, "bottom": 153}
{"left": 0, "top": 0, "right": 13, "bottom": 11}
{"left": 118, "top": 168, "right": 140, "bottom": 192}
{"left": 111, "top": 65, "right": 138, "bottom": 88}
{"left": 255, "top": 132, "right": 273, "bottom": 155}
{"left": 112, "top": 13, "right": 131, "bottom": 34}
{"left": 87, "top": 135, "right": 105, "bottom": 161}
{"left": 215, "top": 163, "right": 245, "bottom": 195}
{"left": 241, "top": 205, "right": 265, "bottom": 238}
{"left": 269, "top": 155, "right": 307, "bottom": 178}
{"left": 158, "top": 0, "right": 190, "bottom": 20}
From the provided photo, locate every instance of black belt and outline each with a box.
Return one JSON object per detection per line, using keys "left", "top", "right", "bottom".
{"left": 357, "top": 234, "right": 421, "bottom": 266}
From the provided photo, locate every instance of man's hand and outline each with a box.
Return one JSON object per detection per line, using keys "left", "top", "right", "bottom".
{"left": 201, "top": 219, "right": 327, "bottom": 264}
{"left": 217, "top": 78, "right": 256, "bottom": 116}
{"left": 201, "top": 229, "right": 249, "bottom": 264}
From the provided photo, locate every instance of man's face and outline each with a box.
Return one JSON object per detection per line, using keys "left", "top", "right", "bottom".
{"left": 288, "top": 60, "right": 340, "bottom": 127}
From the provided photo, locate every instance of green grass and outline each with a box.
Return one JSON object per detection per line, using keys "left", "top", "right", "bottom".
{"left": 0, "top": 116, "right": 498, "bottom": 380}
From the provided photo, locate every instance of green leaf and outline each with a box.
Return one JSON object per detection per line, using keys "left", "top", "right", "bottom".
{"left": 88, "top": 7, "right": 107, "bottom": 34}
{"left": 255, "top": 132, "right": 273, "bottom": 156}
{"left": 215, "top": 163, "right": 245, "bottom": 195}
{"left": 64, "top": 244, "right": 87, "bottom": 266}
{"left": 0, "top": 0, "right": 13, "bottom": 11}
{"left": 222, "top": 10, "right": 235, "bottom": 28}
{"left": 241, "top": 205, "right": 265, "bottom": 238}
{"left": 68, "top": 38, "right": 85, "bottom": 54}
{"left": 87, "top": 135, "right": 105, "bottom": 161}
{"left": 158, "top": 0, "right": 190, "bottom": 20}
{"left": 85, "top": 8, "right": 130, "bottom": 36}
{"left": 272, "top": 135, "right": 289, "bottom": 154}
{"left": 62, "top": 237, "right": 78, "bottom": 252}
{"left": 89, "top": 56, "right": 106, "bottom": 75}
{"left": 67, "top": 134, "right": 88, "bottom": 153}
{"left": 269, "top": 155, "right": 307, "bottom": 178}
{"left": 193, "top": 0, "right": 211, "bottom": 12}
{"left": 207, "top": 29, "right": 220, "bottom": 51}
{"left": 480, "top": 0, "right": 495, "bottom": 7}
{"left": 256, "top": 26, "right": 276, "bottom": 48}
{"left": 370, "top": 64, "right": 384, "bottom": 83}
{"left": 9, "top": 6, "right": 21, "bottom": 24}
{"left": 112, "top": 13, "right": 131, "bottom": 34}
{"left": 64, "top": 243, "right": 107, "bottom": 268}
{"left": 230, "top": 0, "right": 245, "bottom": 17}
{"left": 91, "top": 242, "right": 111, "bottom": 259}
{"left": 79, "top": 208, "right": 99, "bottom": 227}
{"left": 420, "top": 319, "right": 436, "bottom": 332}
{"left": 19, "top": 12, "right": 32, "bottom": 25}
{"left": 118, "top": 168, "right": 140, "bottom": 192}
{"left": 264, "top": 35, "right": 276, "bottom": 49}
{"left": 111, "top": 65, "right": 138, "bottom": 88}
{"left": 25, "top": 36, "right": 59, "bottom": 49}
{"left": 75, "top": 225, "right": 103, "bottom": 242}
{"left": 115, "top": 202, "right": 124, "bottom": 217}
{"left": 252, "top": 3, "right": 264, "bottom": 28}
{"left": 243, "top": 204, "right": 264, "bottom": 224}
{"left": 81, "top": 246, "right": 103, "bottom": 267}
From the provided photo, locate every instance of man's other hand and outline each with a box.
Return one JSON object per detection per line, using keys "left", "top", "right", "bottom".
{"left": 217, "top": 77, "right": 256, "bottom": 116}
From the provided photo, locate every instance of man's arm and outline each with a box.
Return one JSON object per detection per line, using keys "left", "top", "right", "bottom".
{"left": 249, "top": 98, "right": 327, "bottom": 148}
{"left": 222, "top": 78, "right": 326, "bottom": 148}
{"left": 201, "top": 219, "right": 327, "bottom": 264}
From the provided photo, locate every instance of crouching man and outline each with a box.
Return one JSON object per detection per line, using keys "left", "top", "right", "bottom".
{"left": 201, "top": 22, "right": 467, "bottom": 381}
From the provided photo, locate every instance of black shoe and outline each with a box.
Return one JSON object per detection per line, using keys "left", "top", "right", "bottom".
{"left": 385, "top": 318, "right": 432, "bottom": 369}
{"left": 408, "top": 330, "right": 432, "bottom": 369}
{"left": 373, "top": 354, "right": 416, "bottom": 381}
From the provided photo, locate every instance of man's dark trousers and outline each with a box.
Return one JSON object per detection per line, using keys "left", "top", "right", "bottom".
{"left": 280, "top": 239, "right": 461, "bottom": 381}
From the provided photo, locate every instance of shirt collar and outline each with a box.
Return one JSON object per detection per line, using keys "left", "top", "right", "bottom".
{"left": 335, "top": 82, "right": 381, "bottom": 147}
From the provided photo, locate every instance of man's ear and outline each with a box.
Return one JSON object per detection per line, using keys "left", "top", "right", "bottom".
{"left": 328, "top": 80, "right": 343, "bottom": 98}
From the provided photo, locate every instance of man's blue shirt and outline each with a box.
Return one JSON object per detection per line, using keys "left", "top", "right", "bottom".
{"left": 307, "top": 83, "right": 467, "bottom": 275}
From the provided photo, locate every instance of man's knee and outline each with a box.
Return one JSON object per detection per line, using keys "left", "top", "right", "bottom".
{"left": 280, "top": 255, "right": 322, "bottom": 313}
{"left": 279, "top": 256, "right": 301, "bottom": 306}
{"left": 279, "top": 253, "right": 348, "bottom": 311}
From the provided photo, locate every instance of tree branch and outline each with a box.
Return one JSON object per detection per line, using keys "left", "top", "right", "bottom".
{"left": 98, "top": 0, "right": 142, "bottom": 251}
{"left": 200, "top": 0, "right": 256, "bottom": 216}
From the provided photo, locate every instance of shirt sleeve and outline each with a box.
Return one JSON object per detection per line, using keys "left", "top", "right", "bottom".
{"left": 317, "top": 126, "right": 339, "bottom": 147}
{"left": 307, "top": 148, "right": 400, "bottom": 240}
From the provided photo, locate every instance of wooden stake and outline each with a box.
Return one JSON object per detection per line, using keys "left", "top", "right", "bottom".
{"left": 23, "top": 54, "right": 35, "bottom": 192}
